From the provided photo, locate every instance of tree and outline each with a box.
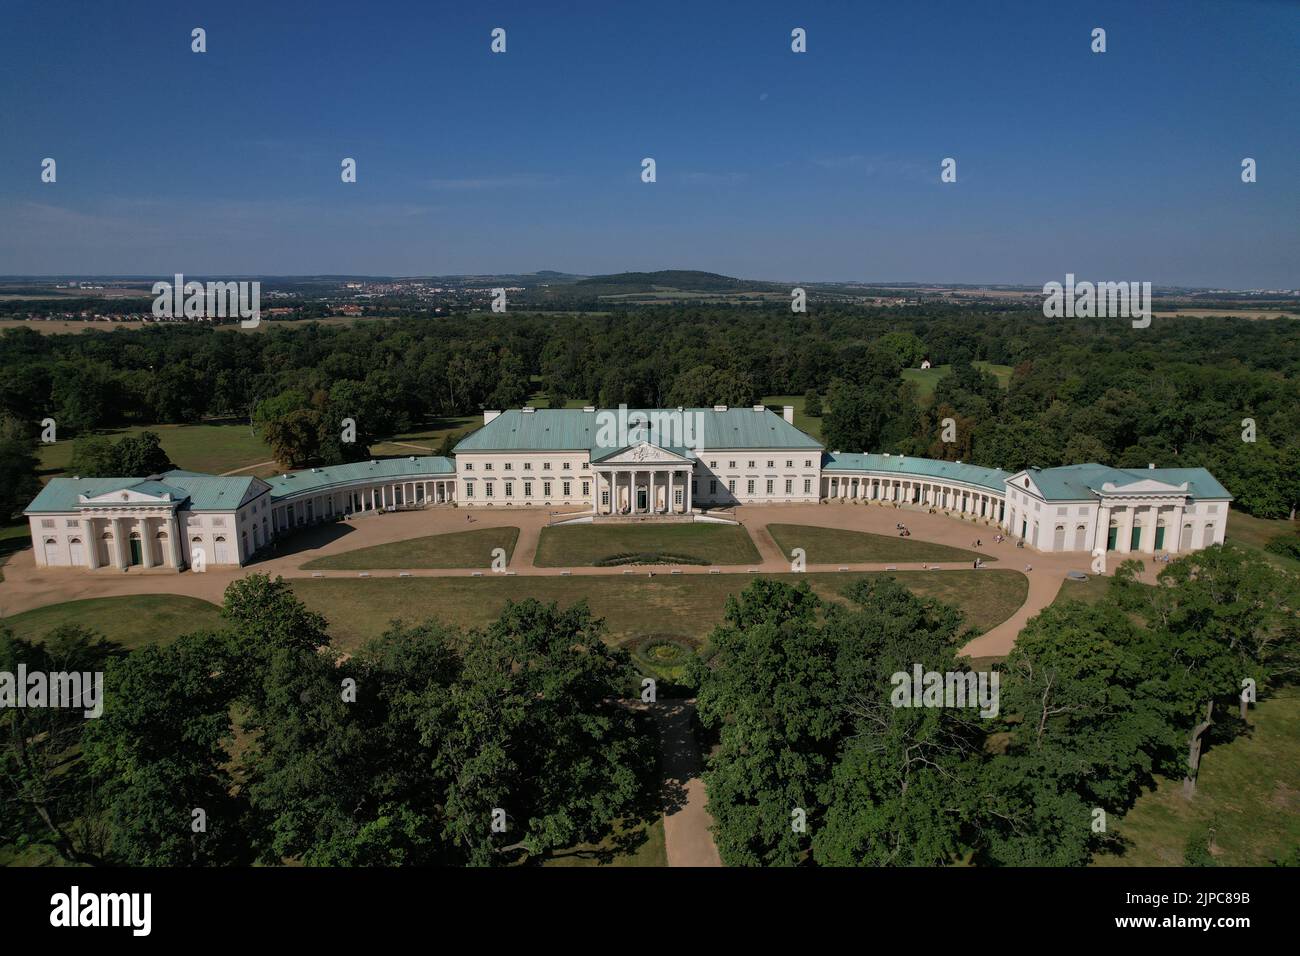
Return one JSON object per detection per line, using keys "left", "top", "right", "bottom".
{"left": 688, "top": 580, "right": 841, "bottom": 866}
{"left": 0, "top": 422, "right": 42, "bottom": 520}
{"left": 0, "top": 625, "right": 122, "bottom": 864}
{"left": 1122, "top": 548, "right": 1300, "bottom": 798}
{"left": 803, "top": 389, "right": 822, "bottom": 417}
{"left": 112, "top": 431, "right": 175, "bottom": 476}
{"left": 82, "top": 631, "right": 247, "bottom": 865}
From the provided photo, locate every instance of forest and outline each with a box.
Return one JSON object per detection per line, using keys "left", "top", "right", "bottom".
{"left": 1, "top": 305, "right": 1298, "bottom": 519}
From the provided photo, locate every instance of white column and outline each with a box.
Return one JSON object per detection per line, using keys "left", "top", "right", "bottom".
{"left": 1119, "top": 505, "right": 1135, "bottom": 553}
{"left": 82, "top": 516, "right": 100, "bottom": 569}
{"left": 167, "top": 515, "right": 182, "bottom": 569}
{"left": 112, "top": 517, "right": 128, "bottom": 570}
{"left": 138, "top": 517, "right": 155, "bottom": 568}
{"left": 1167, "top": 503, "right": 1184, "bottom": 554}
{"left": 1139, "top": 505, "right": 1157, "bottom": 553}
{"left": 686, "top": 468, "right": 693, "bottom": 512}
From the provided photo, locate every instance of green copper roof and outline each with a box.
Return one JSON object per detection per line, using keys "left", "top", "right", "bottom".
{"left": 24, "top": 472, "right": 268, "bottom": 513}
{"left": 822, "top": 453, "right": 1011, "bottom": 493}
{"left": 453, "top": 408, "right": 823, "bottom": 454}
{"left": 1025, "top": 463, "right": 1232, "bottom": 501}
{"left": 264, "top": 456, "right": 454, "bottom": 500}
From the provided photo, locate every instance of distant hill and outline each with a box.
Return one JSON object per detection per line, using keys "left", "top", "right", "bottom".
{"left": 573, "top": 270, "right": 779, "bottom": 293}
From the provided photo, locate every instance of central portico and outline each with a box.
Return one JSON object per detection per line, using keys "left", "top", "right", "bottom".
{"left": 591, "top": 441, "right": 694, "bottom": 515}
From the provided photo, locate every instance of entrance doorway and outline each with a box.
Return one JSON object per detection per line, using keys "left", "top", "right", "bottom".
{"left": 1154, "top": 526, "right": 1165, "bottom": 549}
{"left": 129, "top": 535, "right": 143, "bottom": 565}
{"left": 1107, "top": 526, "right": 1118, "bottom": 551}
{"left": 636, "top": 488, "right": 648, "bottom": 511}
{"left": 1130, "top": 527, "right": 1142, "bottom": 551}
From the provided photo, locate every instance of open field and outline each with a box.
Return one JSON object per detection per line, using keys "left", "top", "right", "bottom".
{"left": 534, "top": 523, "right": 762, "bottom": 567}
{"left": 766, "top": 523, "right": 987, "bottom": 565}
{"left": 1, "top": 594, "right": 224, "bottom": 649}
{"left": 1223, "top": 508, "right": 1300, "bottom": 572}
{"left": 1153, "top": 308, "right": 1300, "bottom": 320}
{"left": 301, "top": 527, "right": 518, "bottom": 570}
{"left": 37, "top": 421, "right": 277, "bottom": 480}
{"left": 1095, "top": 693, "right": 1300, "bottom": 867}
{"left": 289, "top": 569, "right": 1027, "bottom": 650}
{"left": 760, "top": 393, "right": 822, "bottom": 440}
{"left": 365, "top": 415, "right": 479, "bottom": 457}
{"left": 901, "top": 361, "right": 1013, "bottom": 399}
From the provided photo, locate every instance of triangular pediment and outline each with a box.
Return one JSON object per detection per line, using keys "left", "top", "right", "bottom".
{"left": 592, "top": 441, "right": 691, "bottom": 465}
{"left": 80, "top": 480, "right": 186, "bottom": 506}
{"left": 1101, "top": 477, "right": 1187, "bottom": 495}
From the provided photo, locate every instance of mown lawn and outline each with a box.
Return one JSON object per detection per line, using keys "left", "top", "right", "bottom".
{"left": 760, "top": 394, "right": 823, "bottom": 440}
{"left": 766, "top": 523, "right": 987, "bottom": 565}
{"left": 901, "top": 361, "right": 1013, "bottom": 400}
{"left": 1223, "top": 507, "right": 1300, "bottom": 573}
{"left": 301, "top": 527, "right": 519, "bottom": 570}
{"left": 289, "top": 569, "right": 1027, "bottom": 650}
{"left": 534, "top": 523, "right": 761, "bottom": 567}
{"left": 2, "top": 594, "right": 224, "bottom": 649}
{"left": 365, "top": 415, "right": 480, "bottom": 457}
{"left": 38, "top": 421, "right": 276, "bottom": 480}
{"left": 1095, "top": 693, "right": 1300, "bottom": 867}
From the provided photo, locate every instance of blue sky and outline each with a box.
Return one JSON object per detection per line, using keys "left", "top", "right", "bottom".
{"left": 1, "top": 0, "right": 1296, "bottom": 285}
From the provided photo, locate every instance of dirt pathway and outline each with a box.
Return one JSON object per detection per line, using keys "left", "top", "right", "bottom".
{"left": 653, "top": 700, "right": 722, "bottom": 867}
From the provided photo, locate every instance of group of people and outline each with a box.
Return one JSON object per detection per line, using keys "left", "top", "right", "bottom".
{"left": 896, "top": 523, "right": 911, "bottom": 537}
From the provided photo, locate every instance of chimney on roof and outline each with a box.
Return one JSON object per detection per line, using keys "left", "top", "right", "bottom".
{"left": 752, "top": 404, "right": 764, "bottom": 412}
{"left": 783, "top": 405, "right": 794, "bottom": 424}
{"left": 713, "top": 405, "right": 728, "bottom": 412}
{"left": 1148, "top": 463, "right": 1155, "bottom": 469}
{"left": 582, "top": 406, "right": 595, "bottom": 412}
{"left": 521, "top": 407, "right": 535, "bottom": 414}
{"left": 484, "top": 410, "right": 501, "bottom": 425}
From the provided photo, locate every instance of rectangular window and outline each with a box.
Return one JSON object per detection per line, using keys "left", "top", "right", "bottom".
{"left": 805, "top": 459, "right": 812, "bottom": 468}
{"left": 484, "top": 463, "right": 493, "bottom": 471}
{"left": 485, "top": 483, "right": 494, "bottom": 498}
{"left": 582, "top": 481, "right": 590, "bottom": 496}
{"left": 728, "top": 480, "right": 736, "bottom": 493}
{"left": 747, "top": 480, "right": 755, "bottom": 494}
{"left": 709, "top": 480, "right": 717, "bottom": 494}
{"left": 563, "top": 481, "right": 571, "bottom": 496}
{"left": 523, "top": 462, "right": 531, "bottom": 471}
{"left": 786, "top": 460, "right": 793, "bottom": 468}
{"left": 562, "top": 462, "right": 570, "bottom": 471}
{"left": 709, "top": 461, "right": 717, "bottom": 468}
{"left": 767, "top": 460, "right": 774, "bottom": 468}
{"left": 804, "top": 479, "right": 811, "bottom": 493}
{"left": 464, "top": 462, "right": 473, "bottom": 471}
{"left": 543, "top": 462, "right": 551, "bottom": 470}
{"left": 465, "top": 483, "right": 474, "bottom": 497}
{"left": 601, "top": 491, "right": 610, "bottom": 507}
{"left": 728, "top": 460, "right": 736, "bottom": 469}
{"left": 748, "top": 460, "right": 755, "bottom": 469}
{"left": 766, "top": 480, "right": 774, "bottom": 494}
{"left": 524, "top": 482, "right": 532, "bottom": 497}
{"left": 675, "top": 489, "right": 683, "bottom": 505}
{"left": 41, "top": 519, "right": 54, "bottom": 529}
{"left": 543, "top": 482, "right": 552, "bottom": 496}
{"left": 505, "top": 482, "right": 513, "bottom": 497}
{"left": 504, "top": 463, "right": 512, "bottom": 471}
{"left": 785, "top": 479, "right": 792, "bottom": 494}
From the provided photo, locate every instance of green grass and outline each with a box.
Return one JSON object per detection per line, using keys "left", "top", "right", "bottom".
{"left": 289, "top": 569, "right": 1027, "bottom": 650}
{"left": 766, "top": 523, "right": 987, "bottom": 565}
{"left": 1095, "top": 693, "right": 1300, "bottom": 867}
{"left": 900, "top": 361, "right": 1013, "bottom": 400}
{"left": 539, "top": 817, "right": 667, "bottom": 867}
{"left": 760, "top": 394, "right": 822, "bottom": 440}
{"left": 534, "top": 523, "right": 762, "bottom": 567}
{"left": 366, "top": 415, "right": 479, "bottom": 458}
{"left": 38, "top": 422, "right": 276, "bottom": 480}
{"left": 1, "top": 594, "right": 223, "bottom": 650}
{"left": 1223, "top": 507, "right": 1300, "bottom": 573}
{"left": 301, "top": 527, "right": 519, "bottom": 570}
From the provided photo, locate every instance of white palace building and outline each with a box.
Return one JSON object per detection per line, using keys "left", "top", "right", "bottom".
{"left": 24, "top": 405, "right": 1231, "bottom": 571}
